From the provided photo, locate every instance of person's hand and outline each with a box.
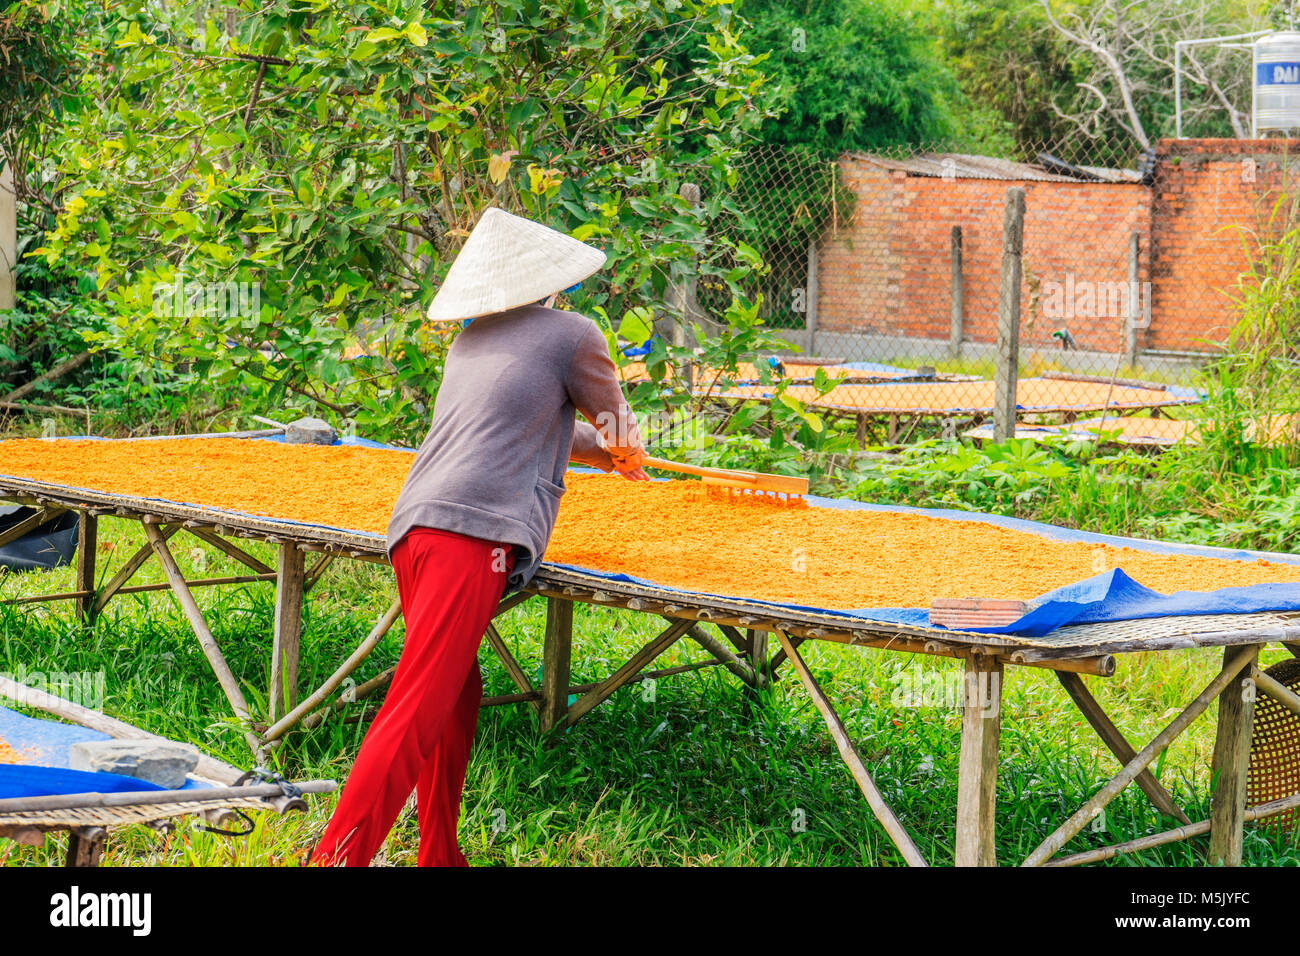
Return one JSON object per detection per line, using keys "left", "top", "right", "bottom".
{"left": 609, "top": 446, "right": 649, "bottom": 481}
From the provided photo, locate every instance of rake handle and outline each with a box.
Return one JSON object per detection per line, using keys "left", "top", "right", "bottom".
{"left": 641, "top": 457, "right": 809, "bottom": 496}
{"left": 642, "top": 456, "right": 762, "bottom": 485}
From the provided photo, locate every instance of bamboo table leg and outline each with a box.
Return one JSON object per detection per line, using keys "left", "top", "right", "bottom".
{"left": 540, "top": 598, "right": 573, "bottom": 733}
{"left": 270, "top": 543, "right": 305, "bottom": 723}
{"left": 75, "top": 511, "right": 96, "bottom": 623}
{"left": 774, "top": 629, "right": 927, "bottom": 866}
{"left": 749, "top": 628, "right": 768, "bottom": 688}
{"left": 1208, "top": 643, "right": 1261, "bottom": 866}
{"left": 1024, "top": 644, "right": 1256, "bottom": 866}
{"left": 65, "top": 827, "right": 107, "bottom": 867}
{"left": 955, "top": 656, "right": 1002, "bottom": 866}
{"left": 144, "top": 522, "right": 260, "bottom": 753}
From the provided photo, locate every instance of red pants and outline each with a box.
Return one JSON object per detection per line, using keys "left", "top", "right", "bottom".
{"left": 312, "top": 528, "right": 513, "bottom": 867}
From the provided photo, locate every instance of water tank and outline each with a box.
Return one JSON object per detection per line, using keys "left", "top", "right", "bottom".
{"left": 1255, "top": 32, "right": 1300, "bottom": 134}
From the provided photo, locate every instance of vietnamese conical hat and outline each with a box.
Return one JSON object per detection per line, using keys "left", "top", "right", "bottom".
{"left": 426, "top": 207, "right": 607, "bottom": 322}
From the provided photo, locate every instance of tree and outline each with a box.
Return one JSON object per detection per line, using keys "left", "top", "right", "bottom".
{"left": 938, "top": 0, "right": 1086, "bottom": 158}
{"left": 740, "top": 0, "right": 959, "bottom": 155}
{"left": 31, "top": 0, "right": 770, "bottom": 440}
{"left": 1037, "top": 0, "right": 1267, "bottom": 158}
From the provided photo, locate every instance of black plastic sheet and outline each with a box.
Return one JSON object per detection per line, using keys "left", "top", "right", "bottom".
{"left": 0, "top": 505, "right": 79, "bottom": 572}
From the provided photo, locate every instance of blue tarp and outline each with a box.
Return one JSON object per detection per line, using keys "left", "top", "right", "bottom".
{"left": 0, "top": 705, "right": 207, "bottom": 794}
{"left": 0, "top": 764, "right": 164, "bottom": 799}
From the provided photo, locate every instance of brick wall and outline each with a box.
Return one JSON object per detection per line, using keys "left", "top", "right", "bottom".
{"left": 1149, "top": 138, "right": 1296, "bottom": 352}
{"left": 817, "top": 155, "right": 1148, "bottom": 352}
{"left": 818, "top": 141, "right": 1297, "bottom": 356}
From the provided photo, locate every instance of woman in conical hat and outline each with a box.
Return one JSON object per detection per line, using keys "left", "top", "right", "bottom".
{"left": 313, "top": 208, "right": 647, "bottom": 867}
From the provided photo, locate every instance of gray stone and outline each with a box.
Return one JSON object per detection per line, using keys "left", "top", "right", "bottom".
{"left": 68, "top": 740, "right": 201, "bottom": 789}
{"left": 284, "top": 416, "right": 337, "bottom": 445}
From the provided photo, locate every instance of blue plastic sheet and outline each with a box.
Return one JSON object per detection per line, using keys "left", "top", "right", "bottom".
{"left": 0, "top": 706, "right": 208, "bottom": 792}
{"left": 0, "top": 764, "right": 165, "bottom": 799}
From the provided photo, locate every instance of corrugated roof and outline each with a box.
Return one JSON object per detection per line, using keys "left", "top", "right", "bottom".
{"left": 846, "top": 152, "right": 1139, "bottom": 183}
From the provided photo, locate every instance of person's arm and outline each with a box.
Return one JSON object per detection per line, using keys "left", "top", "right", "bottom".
{"left": 566, "top": 322, "right": 648, "bottom": 479}
{"left": 570, "top": 421, "right": 614, "bottom": 470}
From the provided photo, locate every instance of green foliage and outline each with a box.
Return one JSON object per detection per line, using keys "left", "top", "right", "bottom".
{"left": 1207, "top": 186, "right": 1300, "bottom": 471}
{"left": 740, "top": 0, "right": 958, "bottom": 155}
{"left": 620, "top": 294, "right": 855, "bottom": 480}
{"left": 847, "top": 431, "right": 1300, "bottom": 556}
{"left": 935, "top": 0, "right": 1082, "bottom": 157}
{"left": 31, "top": 0, "right": 770, "bottom": 442}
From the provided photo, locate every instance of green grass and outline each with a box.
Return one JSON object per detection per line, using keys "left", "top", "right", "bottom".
{"left": 2, "top": 517, "right": 1297, "bottom": 867}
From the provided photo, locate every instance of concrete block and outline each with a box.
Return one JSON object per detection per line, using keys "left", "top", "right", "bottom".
{"left": 68, "top": 740, "right": 201, "bottom": 789}
{"left": 284, "top": 416, "right": 337, "bottom": 445}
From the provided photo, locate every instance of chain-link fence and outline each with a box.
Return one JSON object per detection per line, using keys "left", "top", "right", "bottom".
{"left": 702, "top": 135, "right": 1298, "bottom": 445}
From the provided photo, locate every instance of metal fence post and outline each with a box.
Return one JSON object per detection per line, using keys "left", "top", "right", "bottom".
{"left": 993, "top": 188, "right": 1025, "bottom": 443}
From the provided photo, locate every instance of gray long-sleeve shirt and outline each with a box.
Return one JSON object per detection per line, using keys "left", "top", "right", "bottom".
{"left": 386, "top": 303, "right": 634, "bottom": 590}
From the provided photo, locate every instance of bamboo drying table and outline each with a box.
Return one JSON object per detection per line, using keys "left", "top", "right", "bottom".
{"left": 2, "top": 470, "right": 1298, "bottom": 867}
{"left": 708, "top": 373, "right": 1202, "bottom": 445}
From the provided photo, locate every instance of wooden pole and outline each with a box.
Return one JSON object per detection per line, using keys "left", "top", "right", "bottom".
{"left": 1125, "top": 231, "right": 1140, "bottom": 368}
{"left": 66, "top": 828, "right": 107, "bottom": 867}
{"left": 992, "top": 188, "right": 1025, "bottom": 443}
{"left": 483, "top": 622, "right": 540, "bottom": 715}
{"left": 269, "top": 542, "right": 305, "bottom": 722}
{"left": 563, "top": 618, "right": 692, "bottom": 728}
{"left": 261, "top": 598, "right": 402, "bottom": 744}
{"left": 540, "top": 597, "right": 574, "bottom": 733}
{"left": 91, "top": 524, "right": 179, "bottom": 618}
{"left": 0, "top": 674, "right": 243, "bottom": 785}
{"left": 949, "top": 225, "right": 963, "bottom": 360}
{"left": 185, "top": 526, "right": 273, "bottom": 574}
{"left": 75, "top": 512, "right": 97, "bottom": 622}
{"left": 1208, "top": 644, "right": 1261, "bottom": 866}
{"left": 774, "top": 630, "right": 927, "bottom": 866}
{"left": 1056, "top": 671, "right": 1189, "bottom": 824}
{"left": 749, "top": 628, "right": 768, "bottom": 688}
{"left": 684, "top": 623, "right": 758, "bottom": 686}
{"left": 0, "top": 506, "right": 67, "bottom": 549}
{"left": 1048, "top": 791, "right": 1300, "bottom": 867}
{"left": 1251, "top": 664, "right": 1300, "bottom": 718}
{"left": 806, "top": 238, "right": 819, "bottom": 355}
{"left": 955, "top": 656, "right": 1002, "bottom": 866}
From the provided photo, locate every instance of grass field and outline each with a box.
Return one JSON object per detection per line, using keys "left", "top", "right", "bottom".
{"left": 2, "top": 516, "right": 1298, "bottom": 867}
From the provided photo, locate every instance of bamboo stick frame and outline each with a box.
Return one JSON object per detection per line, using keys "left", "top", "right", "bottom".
{"left": 1023, "top": 644, "right": 1259, "bottom": 866}
{"left": 1056, "top": 671, "right": 1190, "bottom": 824}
